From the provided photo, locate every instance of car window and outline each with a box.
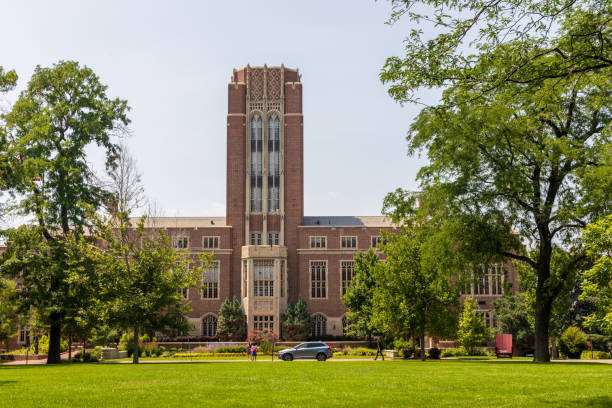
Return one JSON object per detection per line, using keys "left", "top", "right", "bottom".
{"left": 295, "top": 344, "right": 307, "bottom": 349}
{"left": 313, "top": 343, "right": 326, "bottom": 348}
{"left": 306, "top": 343, "right": 322, "bottom": 348}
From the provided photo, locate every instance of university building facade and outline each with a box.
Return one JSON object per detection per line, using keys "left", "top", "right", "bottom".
{"left": 139, "top": 65, "right": 519, "bottom": 341}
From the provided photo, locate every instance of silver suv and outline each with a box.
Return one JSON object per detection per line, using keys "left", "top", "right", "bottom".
{"left": 278, "top": 342, "right": 333, "bottom": 361}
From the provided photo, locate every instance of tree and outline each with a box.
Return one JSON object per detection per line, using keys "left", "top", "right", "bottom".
{"left": 100, "top": 213, "right": 207, "bottom": 364}
{"left": 381, "top": 0, "right": 611, "bottom": 364}
{"left": 281, "top": 297, "right": 311, "bottom": 341}
{"left": 0, "top": 278, "right": 22, "bottom": 344}
{"left": 457, "top": 297, "right": 491, "bottom": 355}
{"left": 493, "top": 293, "right": 534, "bottom": 351}
{"left": 371, "top": 229, "right": 459, "bottom": 361}
{"left": 381, "top": 1, "right": 611, "bottom": 104}
{"left": 342, "top": 249, "right": 379, "bottom": 339}
{"left": 105, "top": 142, "right": 146, "bottom": 215}
{"left": 217, "top": 297, "right": 246, "bottom": 341}
{"left": 0, "top": 66, "right": 17, "bottom": 93}
{"left": 0, "top": 61, "right": 130, "bottom": 363}
{"left": 580, "top": 214, "right": 612, "bottom": 334}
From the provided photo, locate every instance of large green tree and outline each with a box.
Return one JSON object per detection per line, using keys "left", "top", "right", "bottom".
{"left": 281, "top": 297, "right": 311, "bottom": 341}
{"left": 371, "top": 229, "right": 459, "bottom": 361}
{"left": 0, "top": 61, "right": 130, "bottom": 363}
{"left": 580, "top": 214, "right": 612, "bottom": 334}
{"left": 100, "top": 213, "right": 207, "bottom": 364}
{"left": 457, "top": 297, "right": 491, "bottom": 354}
{"left": 342, "top": 249, "right": 380, "bottom": 339}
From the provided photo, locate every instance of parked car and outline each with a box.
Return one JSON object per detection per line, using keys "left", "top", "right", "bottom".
{"left": 278, "top": 342, "right": 333, "bottom": 361}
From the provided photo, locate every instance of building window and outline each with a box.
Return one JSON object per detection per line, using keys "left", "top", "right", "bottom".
{"left": 341, "top": 236, "right": 357, "bottom": 249}
{"left": 310, "top": 236, "right": 326, "bottom": 248}
{"left": 202, "top": 315, "right": 217, "bottom": 337}
{"left": 172, "top": 236, "right": 189, "bottom": 249}
{"left": 267, "top": 232, "right": 279, "bottom": 245}
{"left": 280, "top": 260, "right": 285, "bottom": 297}
{"left": 341, "top": 260, "right": 355, "bottom": 295}
{"left": 242, "top": 260, "right": 248, "bottom": 298}
{"left": 203, "top": 236, "right": 219, "bottom": 249}
{"left": 202, "top": 261, "right": 219, "bottom": 299}
{"left": 342, "top": 316, "right": 348, "bottom": 336}
{"left": 478, "top": 310, "right": 498, "bottom": 329}
{"left": 462, "top": 264, "right": 504, "bottom": 296}
{"left": 180, "top": 287, "right": 188, "bottom": 299}
{"left": 311, "top": 314, "right": 327, "bottom": 338}
{"left": 254, "top": 315, "right": 274, "bottom": 331}
{"left": 371, "top": 236, "right": 382, "bottom": 248}
{"left": 310, "top": 261, "right": 327, "bottom": 298}
{"left": 250, "top": 232, "right": 262, "bottom": 245}
{"left": 254, "top": 260, "right": 274, "bottom": 297}
{"left": 19, "top": 329, "right": 30, "bottom": 343}
{"left": 268, "top": 116, "right": 280, "bottom": 212}
{"left": 250, "top": 116, "right": 263, "bottom": 212}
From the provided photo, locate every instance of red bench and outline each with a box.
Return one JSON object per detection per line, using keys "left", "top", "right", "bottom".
{"left": 495, "top": 334, "right": 513, "bottom": 358}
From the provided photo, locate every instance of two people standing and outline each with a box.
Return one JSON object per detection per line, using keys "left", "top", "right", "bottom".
{"left": 246, "top": 342, "right": 258, "bottom": 361}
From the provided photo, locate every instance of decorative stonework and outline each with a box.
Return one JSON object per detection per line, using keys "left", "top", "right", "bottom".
{"left": 267, "top": 68, "right": 281, "bottom": 100}
{"left": 249, "top": 69, "right": 264, "bottom": 100}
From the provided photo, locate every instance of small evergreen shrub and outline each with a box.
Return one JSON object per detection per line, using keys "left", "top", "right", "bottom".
{"left": 213, "top": 346, "right": 245, "bottom": 354}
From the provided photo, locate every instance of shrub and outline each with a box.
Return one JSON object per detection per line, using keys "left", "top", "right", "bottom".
{"left": 393, "top": 339, "right": 415, "bottom": 359}
{"left": 248, "top": 329, "right": 278, "bottom": 344}
{"left": 580, "top": 350, "right": 610, "bottom": 360}
{"left": 428, "top": 347, "right": 441, "bottom": 359}
{"left": 142, "top": 343, "right": 161, "bottom": 357}
{"left": 118, "top": 333, "right": 143, "bottom": 357}
{"left": 73, "top": 349, "right": 100, "bottom": 362}
{"left": 441, "top": 347, "right": 469, "bottom": 357}
{"left": 35, "top": 335, "right": 68, "bottom": 355}
{"left": 559, "top": 327, "right": 589, "bottom": 359}
{"left": 213, "top": 346, "right": 245, "bottom": 354}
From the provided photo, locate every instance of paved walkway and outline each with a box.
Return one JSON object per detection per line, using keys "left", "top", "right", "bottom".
{"left": 2, "top": 351, "right": 72, "bottom": 366}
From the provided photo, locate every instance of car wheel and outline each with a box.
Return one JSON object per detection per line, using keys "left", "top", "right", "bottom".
{"left": 316, "top": 353, "right": 327, "bottom": 361}
{"left": 283, "top": 354, "right": 293, "bottom": 361}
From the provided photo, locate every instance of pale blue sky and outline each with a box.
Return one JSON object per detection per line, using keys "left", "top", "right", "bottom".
{"left": 0, "top": 0, "right": 435, "bottom": 217}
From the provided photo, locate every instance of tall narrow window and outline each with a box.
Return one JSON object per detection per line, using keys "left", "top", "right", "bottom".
{"left": 250, "top": 116, "right": 262, "bottom": 212}
{"left": 341, "top": 260, "right": 355, "bottom": 295}
{"left": 311, "top": 261, "right": 327, "bottom": 298}
{"left": 268, "top": 116, "right": 280, "bottom": 212}
{"left": 311, "top": 314, "right": 327, "bottom": 338}
{"left": 254, "top": 260, "right": 274, "bottom": 297}
{"left": 202, "top": 261, "right": 219, "bottom": 299}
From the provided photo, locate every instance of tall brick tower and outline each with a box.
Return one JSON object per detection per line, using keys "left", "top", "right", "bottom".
{"left": 227, "top": 65, "right": 303, "bottom": 331}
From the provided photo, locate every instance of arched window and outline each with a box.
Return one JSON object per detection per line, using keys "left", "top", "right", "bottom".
{"left": 268, "top": 116, "right": 280, "bottom": 212}
{"left": 250, "top": 116, "right": 263, "bottom": 212}
{"left": 202, "top": 315, "right": 218, "bottom": 337}
{"left": 311, "top": 314, "right": 327, "bottom": 338}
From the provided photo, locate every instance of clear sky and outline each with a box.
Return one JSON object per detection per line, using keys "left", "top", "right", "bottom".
{"left": 0, "top": 0, "right": 434, "bottom": 218}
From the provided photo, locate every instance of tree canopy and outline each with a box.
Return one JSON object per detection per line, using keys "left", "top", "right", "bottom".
{"left": 0, "top": 61, "right": 130, "bottom": 363}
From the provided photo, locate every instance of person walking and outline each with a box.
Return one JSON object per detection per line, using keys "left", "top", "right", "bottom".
{"left": 246, "top": 342, "right": 252, "bottom": 361}
{"left": 374, "top": 338, "right": 385, "bottom": 361}
{"left": 251, "top": 343, "right": 258, "bottom": 362}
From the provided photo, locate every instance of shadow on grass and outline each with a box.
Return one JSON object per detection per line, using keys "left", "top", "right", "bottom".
{"left": 0, "top": 380, "right": 17, "bottom": 386}
{"left": 546, "top": 396, "right": 612, "bottom": 408}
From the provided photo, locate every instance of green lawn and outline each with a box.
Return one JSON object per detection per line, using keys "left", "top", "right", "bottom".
{"left": 0, "top": 361, "right": 610, "bottom": 407}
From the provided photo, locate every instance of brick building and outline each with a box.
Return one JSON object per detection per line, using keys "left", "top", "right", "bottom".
{"left": 2, "top": 65, "right": 518, "bottom": 351}
{"left": 138, "top": 65, "right": 518, "bottom": 340}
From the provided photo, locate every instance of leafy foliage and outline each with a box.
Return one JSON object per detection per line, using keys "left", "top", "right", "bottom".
{"left": 0, "top": 278, "right": 21, "bottom": 343}
{"left": 342, "top": 250, "right": 379, "bottom": 338}
{"left": 493, "top": 294, "right": 534, "bottom": 345}
{"left": 558, "top": 326, "right": 589, "bottom": 358}
{"left": 579, "top": 215, "right": 612, "bottom": 334}
{"left": 371, "top": 227, "right": 459, "bottom": 361}
{"left": 457, "top": 297, "right": 491, "bottom": 354}
{"left": 0, "top": 61, "right": 130, "bottom": 363}
{"left": 216, "top": 297, "right": 246, "bottom": 341}
{"left": 281, "top": 297, "right": 311, "bottom": 341}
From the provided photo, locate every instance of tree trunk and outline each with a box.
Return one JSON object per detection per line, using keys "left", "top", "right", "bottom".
{"left": 68, "top": 336, "right": 72, "bottom": 360}
{"left": 534, "top": 242, "right": 553, "bottom": 363}
{"left": 46, "top": 315, "right": 62, "bottom": 364}
{"left": 420, "top": 333, "right": 426, "bottom": 361}
{"left": 534, "top": 294, "right": 552, "bottom": 362}
{"left": 132, "top": 327, "right": 139, "bottom": 364}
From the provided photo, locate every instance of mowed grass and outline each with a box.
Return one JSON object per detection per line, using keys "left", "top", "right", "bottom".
{"left": 0, "top": 361, "right": 610, "bottom": 408}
